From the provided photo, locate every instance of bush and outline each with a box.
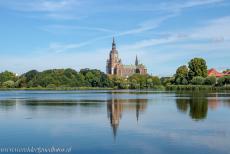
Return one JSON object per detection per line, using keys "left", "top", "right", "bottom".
{"left": 151, "top": 76, "right": 161, "bottom": 85}
{"left": 225, "top": 76, "right": 230, "bottom": 84}
{"left": 191, "top": 76, "right": 205, "bottom": 85}
{"left": 204, "top": 76, "right": 216, "bottom": 85}
{"left": 2, "top": 80, "right": 15, "bottom": 88}
{"left": 217, "top": 76, "right": 230, "bottom": 86}
{"left": 181, "top": 78, "right": 188, "bottom": 85}
{"left": 217, "top": 77, "right": 225, "bottom": 86}
{"left": 46, "top": 84, "right": 57, "bottom": 88}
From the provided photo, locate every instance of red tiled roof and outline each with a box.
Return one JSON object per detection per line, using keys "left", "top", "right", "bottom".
{"left": 208, "top": 68, "right": 223, "bottom": 77}
{"left": 224, "top": 70, "right": 230, "bottom": 75}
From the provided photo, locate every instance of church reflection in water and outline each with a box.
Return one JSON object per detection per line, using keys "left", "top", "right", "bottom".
{"left": 107, "top": 98, "right": 147, "bottom": 138}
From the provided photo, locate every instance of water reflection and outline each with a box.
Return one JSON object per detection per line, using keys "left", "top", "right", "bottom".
{"left": 107, "top": 98, "right": 147, "bottom": 138}
{"left": 0, "top": 99, "right": 16, "bottom": 110}
{"left": 176, "top": 93, "right": 213, "bottom": 120}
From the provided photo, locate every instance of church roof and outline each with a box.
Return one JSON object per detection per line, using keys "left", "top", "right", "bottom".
{"left": 123, "top": 65, "right": 136, "bottom": 69}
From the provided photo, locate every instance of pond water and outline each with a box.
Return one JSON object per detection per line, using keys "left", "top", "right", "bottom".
{"left": 0, "top": 90, "right": 230, "bottom": 154}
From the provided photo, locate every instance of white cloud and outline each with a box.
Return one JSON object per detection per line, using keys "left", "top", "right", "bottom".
{"left": 0, "top": 0, "right": 224, "bottom": 20}
{"left": 0, "top": 0, "right": 81, "bottom": 20}
{"left": 159, "top": 0, "right": 225, "bottom": 13}
{"left": 104, "top": 0, "right": 225, "bottom": 13}
{"left": 190, "top": 16, "right": 230, "bottom": 40}
{"left": 1, "top": 0, "right": 78, "bottom": 12}
{"left": 42, "top": 25, "right": 114, "bottom": 34}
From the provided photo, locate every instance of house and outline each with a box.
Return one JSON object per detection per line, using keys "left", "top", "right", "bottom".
{"left": 208, "top": 68, "right": 224, "bottom": 78}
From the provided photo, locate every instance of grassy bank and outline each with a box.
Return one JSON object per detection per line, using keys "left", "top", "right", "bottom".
{"left": 166, "top": 85, "right": 230, "bottom": 91}
{"left": 0, "top": 85, "right": 165, "bottom": 91}
{"left": 0, "top": 87, "right": 114, "bottom": 91}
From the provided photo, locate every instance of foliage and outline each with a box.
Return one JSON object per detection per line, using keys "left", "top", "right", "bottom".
{"left": 109, "top": 75, "right": 129, "bottom": 89}
{"left": 204, "top": 76, "right": 216, "bottom": 85}
{"left": 0, "top": 71, "right": 17, "bottom": 84}
{"left": 2, "top": 80, "right": 15, "bottom": 88}
{"left": 0, "top": 68, "right": 112, "bottom": 89}
{"left": 166, "top": 85, "right": 230, "bottom": 91}
{"left": 188, "top": 58, "right": 208, "bottom": 80}
{"left": 175, "top": 65, "right": 188, "bottom": 78}
{"left": 160, "top": 77, "right": 174, "bottom": 86}
{"left": 217, "top": 76, "right": 230, "bottom": 86}
{"left": 191, "top": 76, "right": 205, "bottom": 85}
{"left": 174, "top": 65, "right": 189, "bottom": 85}
{"left": 128, "top": 74, "right": 161, "bottom": 89}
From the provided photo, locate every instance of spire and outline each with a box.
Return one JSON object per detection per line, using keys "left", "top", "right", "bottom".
{"left": 112, "top": 37, "right": 116, "bottom": 49}
{"left": 135, "top": 55, "right": 139, "bottom": 66}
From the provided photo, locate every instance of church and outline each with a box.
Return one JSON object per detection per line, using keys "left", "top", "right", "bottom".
{"left": 106, "top": 38, "right": 147, "bottom": 78}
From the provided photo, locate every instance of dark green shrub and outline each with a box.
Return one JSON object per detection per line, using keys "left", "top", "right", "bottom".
{"left": 191, "top": 76, "right": 205, "bottom": 85}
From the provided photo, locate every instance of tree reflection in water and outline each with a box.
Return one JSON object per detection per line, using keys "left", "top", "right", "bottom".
{"left": 107, "top": 98, "right": 147, "bottom": 138}
{"left": 0, "top": 99, "right": 16, "bottom": 110}
{"left": 176, "top": 92, "right": 208, "bottom": 120}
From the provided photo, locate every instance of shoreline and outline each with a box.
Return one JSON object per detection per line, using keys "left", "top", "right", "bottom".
{"left": 0, "top": 85, "right": 229, "bottom": 91}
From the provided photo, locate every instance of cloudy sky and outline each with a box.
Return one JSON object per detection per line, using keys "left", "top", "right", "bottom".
{"left": 0, "top": 0, "right": 229, "bottom": 76}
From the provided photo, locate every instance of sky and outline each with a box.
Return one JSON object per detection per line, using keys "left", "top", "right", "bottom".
{"left": 0, "top": 0, "right": 230, "bottom": 76}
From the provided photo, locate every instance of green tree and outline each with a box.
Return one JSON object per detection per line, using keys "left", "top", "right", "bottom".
{"left": 176, "top": 65, "right": 188, "bottom": 78}
{"left": 225, "top": 76, "right": 230, "bottom": 85}
{"left": 181, "top": 78, "right": 188, "bottom": 85}
{"left": 110, "top": 75, "right": 128, "bottom": 89}
{"left": 128, "top": 74, "right": 148, "bottom": 89}
{"left": 217, "top": 77, "right": 225, "bottom": 86}
{"left": 191, "top": 76, "right": 205, "bottom": 85}
{"left": 2, "top": 80, "right": 15, "bottom": 88}
{"left": 204, "top": 76, "right": 216, "bottom": 85}
{"left": 160, "top": 77, "right": 174, "bottom": 86}
{"left": 151, "top": 76, "right": 161, "bottom": 86}
{"left": 0, "top": 71, "right": 17, "bottom": 83}
{"left": 174, "top": 65, "right": 188, "bottom": 85}
{"left": 188, "top": 58, "right": 208, "bottom": 80}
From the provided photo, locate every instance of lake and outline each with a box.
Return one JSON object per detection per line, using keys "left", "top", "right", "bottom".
{"left": 0, "top": 90, "right": 230, "bottom": 154}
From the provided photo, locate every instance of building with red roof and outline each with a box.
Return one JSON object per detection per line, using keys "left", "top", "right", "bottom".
{"left": 208, "top": 68, "right": 224, "bottom": 78}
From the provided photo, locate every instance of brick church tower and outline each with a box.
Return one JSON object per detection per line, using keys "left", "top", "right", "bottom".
{"left": 106, "top": 38, "right": 147, "bottom": 77}
{"left": 106, "top": 37, "right": 122, "bottom": 75}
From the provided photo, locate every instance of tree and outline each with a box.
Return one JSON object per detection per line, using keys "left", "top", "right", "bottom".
{"left": 2, "top": 80, "right": 15, "bottom": 88}
{"left": 128, "top": 74, "right": 148, "bottom": 89}
{"left": 0, "top": 71, "right": 17, "bottom": 84}
{"left": 191, "top": 76, "right": 205, "bottom": 85}
{"left": 217, "top": 76, "right": 230, "bottom": 86}
{"left": 130, "top": 79, "right": 140, "bottom": 89}
{"left": 110, "top": 75, "right": 128, "bottom": 89}
{"left": 217, "top": 77, "right": 225, "bottom": 86}
{"left": 174, "top": 65, "right": 188, "bottom": 85}
{"left": 204, "top": 76, "right": 216, "bottom": 85}
{"left": 151, "top": 76, "right": 161, "bottom": 86}
{"left": 181, "top": 78, "right": 188, "bottom": 85}
{"left": 225, "top": 76, "right": 230, "bottom": 85}
{"left": 188, "top": 58, "right": 208, "bottom": 80}
{"left": 175, "top": 65, "right": 188, "bottom": 78}
{"left": 160, "top": 77, "right": 174, "bottom": 86}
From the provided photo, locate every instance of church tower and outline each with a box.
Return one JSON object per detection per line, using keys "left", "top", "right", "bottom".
{"left": 106, "top": 38, "right": 147, "bottom": 77}
{"left": 106, "top": 37, "right": 121, "bottom": 75}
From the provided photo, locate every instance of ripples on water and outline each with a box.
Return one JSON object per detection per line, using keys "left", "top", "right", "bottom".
{"left": 0, "top": 90, "right": 230, "bottom": 154}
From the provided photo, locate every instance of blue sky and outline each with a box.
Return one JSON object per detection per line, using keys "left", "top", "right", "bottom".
{"left": 0, "top": 0, "right": 230, "bottom": 76}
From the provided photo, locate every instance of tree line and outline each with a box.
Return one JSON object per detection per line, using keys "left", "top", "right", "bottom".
{"left": 0, "top": 57, "right": 229, "bottom": 89}
{"left": 162, "top": 58, "right": 230, "bottom": 87}
{"left": 0, "top": 68, "right": 162, "bottom": 89}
